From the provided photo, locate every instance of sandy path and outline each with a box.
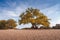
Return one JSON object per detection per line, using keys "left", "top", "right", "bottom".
{"left": 0, "top": 29, "right": 60, "bottom": 40}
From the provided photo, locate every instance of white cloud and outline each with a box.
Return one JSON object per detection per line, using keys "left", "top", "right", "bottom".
{"left": 0, "top": 3, "right": 29, "bottom": 19}
{"left": 41, "top": 4, "right": 60, "bottom": 26}
{"left": 56, "top": 19, "right": 60, "bottom": 24}
{"left": 14, "top": 4, "right": 29, "bottom": 16}
{"left": 16, "top": 23, "right": 32, "bottom": 29}
{"left": 41, "top": 4, "right": 60, "bottom": 15}
{"left": 6, "top": 1, "right": 17, "bottom": 8}
{"left": 7, "top": 11, "right": 17, "bottom": 17}
{"left": 0, "top": 10, "right": 17, "bottom": 18}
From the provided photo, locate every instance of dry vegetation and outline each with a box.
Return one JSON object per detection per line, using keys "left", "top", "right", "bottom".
{"left": 0, "top": 29, "right": 60, "bottom": 40}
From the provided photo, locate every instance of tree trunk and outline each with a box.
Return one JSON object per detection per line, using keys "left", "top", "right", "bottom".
{"left": 31, "top": 23, "right": 38, "bottom": 29}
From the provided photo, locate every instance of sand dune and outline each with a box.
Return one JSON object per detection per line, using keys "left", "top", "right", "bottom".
{"left": 0, "top": 29, "right": 60, "bottom": 40}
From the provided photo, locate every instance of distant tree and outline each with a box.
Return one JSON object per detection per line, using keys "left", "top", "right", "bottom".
{"left": 6, "top": 19, "right": 17, "bottom": 29}
{"left": 52, "top": 24, "right": 60, "bottom": 29}
{"left": 0, "top": 20, "right": 7, "bottom": 29}
{"left": 19, "top": 8, "right": 50, "bottom": 29}
{"left": 0, "top": 19, "right": 17, "bottom": 29}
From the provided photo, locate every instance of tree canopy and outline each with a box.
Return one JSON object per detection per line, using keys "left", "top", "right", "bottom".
{"left": 0, "top": 20, "right": 7, "bottom": 29}
{"left": 6, "top": 19, "right": 17, "bottom": 29}
{"left": 19, "top": 8, "right": 50, "bottom": 29}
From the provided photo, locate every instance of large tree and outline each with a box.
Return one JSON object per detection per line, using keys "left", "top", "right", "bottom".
{"left": 19, "top": 8, "right": 50, "bottom": 29}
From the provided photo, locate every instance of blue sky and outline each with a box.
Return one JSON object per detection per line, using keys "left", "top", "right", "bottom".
{"left": 0, "top": 0, "right": 60, "bottom": 29}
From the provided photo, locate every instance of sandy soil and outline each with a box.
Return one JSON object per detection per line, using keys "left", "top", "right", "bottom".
{"left": 0, "top": 29, "right": 60, "bottom": 40}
